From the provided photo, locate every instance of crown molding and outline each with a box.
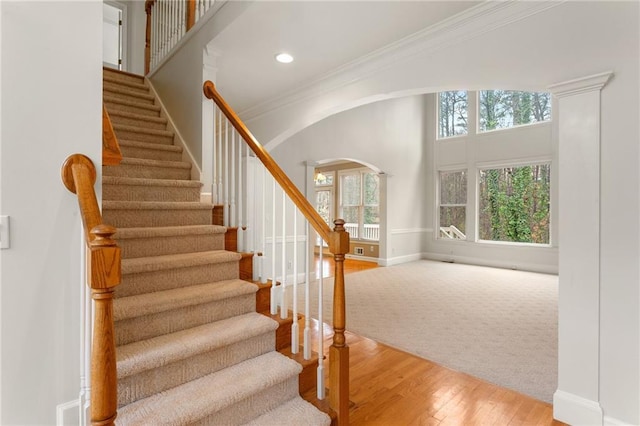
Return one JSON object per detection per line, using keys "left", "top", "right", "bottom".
{"left": 241, "top": 0, "right": 564, "bottom": 123}
{"left": 548, "top": 71, "right": 613, "bottom": 98}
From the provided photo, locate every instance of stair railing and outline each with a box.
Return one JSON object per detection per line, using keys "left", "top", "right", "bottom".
{"left": 204, "top": 81, "right": 350, "bottom": 425}
{"left": 145, "top": 0, "right": 215, "bottom": 73}
{"left": 61, "top": 154, "right": 121, "bottom": 426}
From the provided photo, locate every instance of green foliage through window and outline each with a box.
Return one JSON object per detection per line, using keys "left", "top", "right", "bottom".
{"left": 478, "top": 164, "right": 550, "bottom": 244}
{"left": 479, "top": 90, "right": 551, "bottom": 132}
{"left": 439, "top": 170, "right": 467, "bottom": 237}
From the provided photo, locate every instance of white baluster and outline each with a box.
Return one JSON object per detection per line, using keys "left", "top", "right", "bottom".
{"left": 151, "top": 5, "right": 157, "bottom": 67}
{"left": 317, "top": 236, "right": 325, "bottom": 399}
{"left": 223, "top": 119, "right": 229, "bottom": 226}
{"left": 270, "top": 176, "right": 277, "bottom": 315}
{"left": 230, "top": 128, "right": 236, "bottom": 228}
{"left": 212, "top": 106, "right": 217, "bottom": 205}
{"left": 217, "top": 110, "right": 223, "bottom": 205}
{"left": 291, "top": 208, "right": 299, "bottom": 352}
{"left": 280, "top": 191, "right": 287, "bottom": 319}
{"left": 304, "top": 221, "right": 311, "bottom": 360}
{"left": 238, "top": 135, "right": 244, "bottom": 251}
{"left": 260, "top": 165, "right": 267, "bottom": 284}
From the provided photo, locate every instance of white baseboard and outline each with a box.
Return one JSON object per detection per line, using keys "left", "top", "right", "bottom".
{"left": 345, "top": 254, "right": 378, "bottom": 263}
{"left": 423, "top": 252, "right": 558, "bottom": 274}
{"left": 553, "top": 390, "right": 603, "bottom": 426}
{"left": 56, "top": 399, "right": 80, "bottom": 426}
{"left": 604, "top": 416, "right": 636, "bottom": 426}
{"left": 378, "top": 253, "right": 422, "bottom": 267}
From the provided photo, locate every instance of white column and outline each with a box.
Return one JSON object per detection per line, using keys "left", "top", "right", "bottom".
{"left": 201, "top": 45, "right": 218, "bottom": 202}
{"left": 548, "top": 71, "right": 612, "bottom": 426}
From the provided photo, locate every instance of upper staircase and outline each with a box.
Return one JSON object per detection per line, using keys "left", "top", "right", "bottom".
{"left": 101, "top": 67, "right": 330, "bottom": 425}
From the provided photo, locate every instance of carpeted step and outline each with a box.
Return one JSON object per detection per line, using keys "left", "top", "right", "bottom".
{"left": 115, "top": 225, "right": 226, "bottom": 259}
{"left": 118, "top": 250, "right": 241, "bottom": 297}
{"left": 107, "top": 110, "right": 168, "bottom": 130}
{"left": 103, "top": 67, "right": 145, "bottom": 85}
{"left": 102, "top": 200, "right": 212, "bottom": 228}
{"left": 117, "top": 312, "right": 278, "bottom": 406}
{"left": 117, "top": 139, "right": 183, "bottom": 162}
{"left": 104, "top": 95, "right": 161, "bottom": 117}
{"left": 103, "top": 85, "right": 156, "bottom": 105}
{"left": 243, "top": 396, "right": 331, "bottom": 426}
{"left": 103, "top": 176, "right": 202, "bottom": 202}
{"left": 114, "top": 279, "right": 258, "bottom": 345}
{"left": 103, "top": 76, "right": 150, "bottom": 96}
{"left": 116, "top": 351, "right": 303, "bottom": 425}
{"left": 113, "top": 123, "right": 175, "bottom": 145}
{"left": 103, "top": 157, "right": 190, "bottom": 180}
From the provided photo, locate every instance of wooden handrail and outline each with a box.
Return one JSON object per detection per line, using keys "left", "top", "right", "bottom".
{"left": 102, "top": 104, "right": 122, "bottom": 166}
{"left": 203, "top": 81, "right": 333, "bottom": 244}
{"left": 62, "top": 154, "right": 120, "bottom": 426}
{"left": 203, "top": 81, "right": 350, "bottom": 425}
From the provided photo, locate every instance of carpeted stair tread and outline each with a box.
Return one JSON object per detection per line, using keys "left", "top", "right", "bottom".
{"left": 103, "top": 74, "right": 149, "bottom": 92}
{"left": 110, "top": 156, "right": 190, "bottom": 170}
{"left": 243, "top": 396, "right": 331, "bottom": 426}
{"left": 117, "top": 312, "right": 276, "bottom": 378}
{"left": 103, "top": 176, "right": 201, "bottom": 189}
{"left": 104, "top": 85, "right": 156, "bottom": 103}
{"left": 116, "top": 351, "right": 302, "bottom": 425}
{"left": 122, "top": 250, "right": 241, "bottom": 275}
{"left": 103, "top": 67, "right": 145, "bottom": 84}
{"left": 113, "top": 123, "right": 174, "bottom": 139}
{"left": 104, "top": 200, "right": 212, "bottom": 211}
{"left": 104, "top": 95, "right": 161, "bottom": 114}
{"left": 115, "top": 224, "right": 226, "bottom": 240}
{"left": 114, "top": 278, "right": 255, "bottom": 321}
{"left": 118, "top": 139, "right": 182, "bottom": 153}
{"left": 108, "top": 110, "right": 168, "bottom": 130}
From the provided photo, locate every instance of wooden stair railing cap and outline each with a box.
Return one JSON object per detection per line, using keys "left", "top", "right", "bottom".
{"left": 61, "top": 154, "right": 96, "bottom": 194}
{"left": 203, "top": 80, "right": 333, "bottom": 244}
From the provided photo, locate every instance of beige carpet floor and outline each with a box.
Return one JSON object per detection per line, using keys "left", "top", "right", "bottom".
{"left": 295, "top": 259, "right": 558, "bottom": 403}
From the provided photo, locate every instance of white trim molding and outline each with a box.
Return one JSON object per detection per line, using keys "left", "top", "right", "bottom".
{"left": 56, "top": 399, "right": 80, "bottom": 426}
{"left": 390, "top": 228, "right": 430, "bottom": 235}
{"left": 549, "top": 71, "right": 612, "bottom": 426}
{"left": 378, "top": 253, "right": 422, "bottom": 267}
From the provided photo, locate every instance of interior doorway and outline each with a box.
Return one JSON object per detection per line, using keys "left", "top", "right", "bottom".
{"left": 103, "top": 2, "right": 125, "bottom": 70}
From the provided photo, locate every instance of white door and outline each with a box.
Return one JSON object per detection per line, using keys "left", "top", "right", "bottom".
{"left": 103, "top": 3, "right": 123, "bottom": 70}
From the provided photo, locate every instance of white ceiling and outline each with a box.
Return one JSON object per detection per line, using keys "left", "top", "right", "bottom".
{"left": 208, "top": 1, "right": 479, "bottom": 114}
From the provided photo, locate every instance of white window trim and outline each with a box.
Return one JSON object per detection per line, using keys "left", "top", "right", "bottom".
{"left": 338, "top": 168, "right": 380, "bottom": 242}
{"left": 436, "top": 169, "right": 468, "bottom": 241}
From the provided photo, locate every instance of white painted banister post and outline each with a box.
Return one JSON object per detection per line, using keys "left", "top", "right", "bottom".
{"left": 280, "top": 191, "right": 287, "bottom": 319}
{"left": 317, "top": 237, "right": 325, "bottom": 399}
{"left": 270, "top": 176, "right": 277, "bottom": 315}
{"left": 303, "top": 221, "right": 311, "bottom": 360}
{"left": 291, "top": 208, "right": 299, "bottom": 352}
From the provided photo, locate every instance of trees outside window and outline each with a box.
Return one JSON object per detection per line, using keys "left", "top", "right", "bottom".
{"left": 478, "top": 164, "right": 551, "bottom": 244}
{"left": 438, "top": 170, "right": 467, "bottom": 239}
{"left": 478, "top": 90, "right": 551, "bottom": 132}
{"left": 438, "top": 91, "right": 468, "bottom": 138}
{"left": 340, "top": 170, "right": 380, "bottom": 241}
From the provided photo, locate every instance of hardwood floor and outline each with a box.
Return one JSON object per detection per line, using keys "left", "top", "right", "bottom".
{"left": 307, "top": 256, "right": 564, "bottom": 425}
{"left": 315, "top": 255, "right": 378, "bottom": 279}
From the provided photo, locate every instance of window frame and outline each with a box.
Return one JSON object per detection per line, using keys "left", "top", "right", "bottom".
{"left": 436, "top": 90, "right": 469, "bottom": 140}
{"left": 476, "top": 160, "right": 552, "bottom": 246}
{"left": 476, "top": 89, "right": 552, "bottom": 134}
{"left": 338, "top": 168, "right": 380, "bottom": 242}
{"left": 436, "top": 168, "right": 468, "bottom": 241}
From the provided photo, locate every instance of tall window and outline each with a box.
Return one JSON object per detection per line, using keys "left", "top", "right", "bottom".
{"left": 478, "top": 164, "right": 551, "bottom": 244}
{"left": 340, "top": 170, "right": 380, "bottom": 241}
{"left": 478, "top": 90, "right": 551, "bottom": 132}
{"left": 438, "top": 170, "right": 467, "bottom": 239}
{"left": 314, "top": 171, "right": 334, "bottom": 246}
{"left": 438, "top": 91, "right": 468, "bottom": 138}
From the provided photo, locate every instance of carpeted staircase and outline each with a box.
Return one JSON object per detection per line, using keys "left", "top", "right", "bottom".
{"left": 102, "top": 67, "right": 330, "bottom": 425}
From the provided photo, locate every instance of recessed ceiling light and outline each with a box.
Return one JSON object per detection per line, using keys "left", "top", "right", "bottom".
{"left": 275, "top": 53, "right": 294, "bottom": 64}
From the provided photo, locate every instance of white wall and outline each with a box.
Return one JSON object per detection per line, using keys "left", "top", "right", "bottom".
{"left": 270, "top": 95, "right": 427, "bottom": 265}
{"left": 0, "top": 2, "right": 102, "bottom": 424}
{"left": 122, "top": 0, "right": 146, "bottom": 75}
{"left": 243, "top": 2, "right": 639, "bottom": 423}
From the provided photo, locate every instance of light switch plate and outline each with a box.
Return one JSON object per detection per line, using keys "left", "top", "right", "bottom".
{"left": 0, "top": 215, "right": 10, "bottom": 249}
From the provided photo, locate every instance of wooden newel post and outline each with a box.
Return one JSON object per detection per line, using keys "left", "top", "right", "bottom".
{"left": 329, "top": 219, "right": 350, "bottom": 425}
{"left": 89, "top": 224, "right": 121, "bottom": 426}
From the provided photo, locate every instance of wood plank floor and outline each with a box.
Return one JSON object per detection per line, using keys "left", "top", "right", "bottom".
{"left": 308, "top": 256, "right": 565, "bottom": 425}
